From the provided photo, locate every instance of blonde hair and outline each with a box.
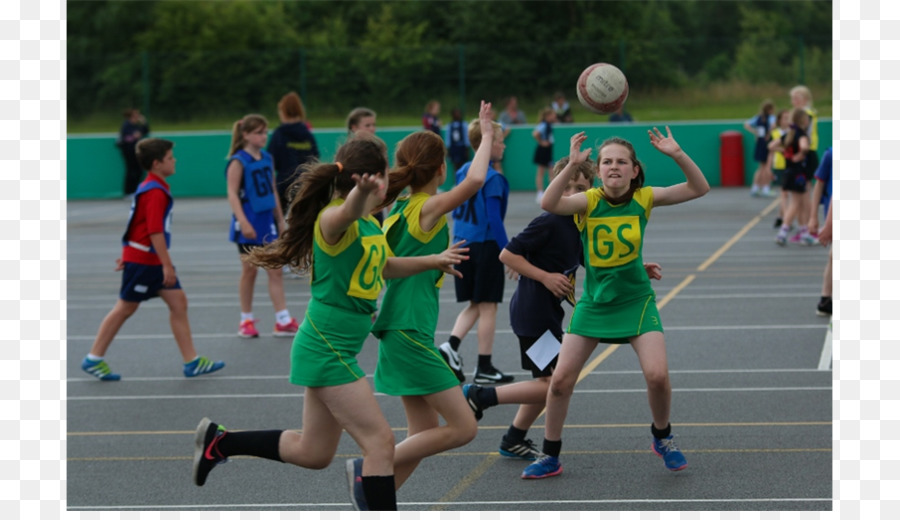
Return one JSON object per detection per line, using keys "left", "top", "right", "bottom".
{"left": 228, "top": 114, "right": 267, "bottom": 156}
{"left": 468, "top": 118, "right": 502, "bottom": 150}
{"left": 790, "top": 85, "right": 813, "bottom": 107}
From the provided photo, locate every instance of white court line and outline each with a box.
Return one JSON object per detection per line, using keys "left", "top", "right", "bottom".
{"left": 66, "top": 386, "right": 830, "bottom": 401}
{"left": 818, "top": 320, "right": 833, "bottom": 370}
{"left": 67, "top": 497, "right": 831, "bottom": 510}
{"left": 65, "top": 323, "right": 828, "bottom": 341}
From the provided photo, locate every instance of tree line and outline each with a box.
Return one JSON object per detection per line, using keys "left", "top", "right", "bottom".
{"left": 68, "top": 0, "right": 832, "bottom": 121}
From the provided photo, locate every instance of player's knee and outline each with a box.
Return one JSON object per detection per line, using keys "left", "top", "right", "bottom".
{"left": 644, "top": 370, "right": 670, "bottom": 393}
{"left": 549, "top": 376, "right": 575, "bottom": 398}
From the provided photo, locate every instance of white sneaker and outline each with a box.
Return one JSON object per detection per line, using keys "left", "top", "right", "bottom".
{"left": 438, "top": 342, "right": 465, "bottom": 382}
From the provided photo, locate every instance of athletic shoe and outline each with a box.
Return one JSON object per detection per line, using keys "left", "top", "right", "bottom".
{"left": 461, "top": 384, "right": 484, "bottom": 420}
{"left": 273, "top": 318, "right": 299, "bottom": 337}
{"left": 345, "top": 457, "right": 368, "bottom": 511}
{"left": 438, "top": 342, "right": 465, "bottom": 383}
{"left": 775, "top": 233, "right": 787, "bottom": 246}
{"left": 652, "top": 434, "right": 688, "bottom": 471}
{"left": 499, "top": 436, "right": 541, "bottom": 461}
{"left": 799, "top": 234, "right": 818, "bottom": 246}
{"left": 521, "top": 455, "right": 562, "bottom": 479}
{"left": 816, "top": 297, "right": 832, "bottom": 317}
{"left": 773, "top": 217, "right": 783, "bottom": 228}
{"left": 193, "top": 417, "right": 228, "bottom": 486}
{"left": 81, "top": 357, "right": 121, "bottom": 381}
{"left": 184, "top": 357, "right": 225, "bottom": 378}
{"left": 473, "top": 365, "right": 514, "bottom": 384}
{"left": 238, "top": 319, "right": 259, "bottom": 338}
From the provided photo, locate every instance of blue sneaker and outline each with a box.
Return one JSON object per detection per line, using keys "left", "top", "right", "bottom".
{"left": 652, "top": 435, "right": 687, "bottom": 471}
{"left": 521, "top": 455, "right": 562, "bottom": 479}
{"left": 81, "top": 357, "right": 121, "bottom": 381}
{"left": 345, "top": 457, "right": 368, "bottom": 511}
{"left": 184, "top": 356, "right": 225, "bottom": 378}
{"left": 461, "top": 384, "right": 484, "bottom": 420}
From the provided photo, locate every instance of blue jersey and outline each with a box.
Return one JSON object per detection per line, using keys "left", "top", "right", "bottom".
{"left": 122, "top": 179, "right": 172, "bottom": 253}
{"left": 227, "top": 149, "right": 279, "bottom": 245}
{"left": 446, "top": 120, "right": 470, "bottom": 165}
{"left": 450, "top": 162, "right": 508, "bottom": 245}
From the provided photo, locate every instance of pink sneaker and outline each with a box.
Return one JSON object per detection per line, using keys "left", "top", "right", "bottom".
{"left": 273, "top": 318, "right": 299, "bottom": 337}
{"left": 238, "top": 319, "right": 259, "bottom": 338}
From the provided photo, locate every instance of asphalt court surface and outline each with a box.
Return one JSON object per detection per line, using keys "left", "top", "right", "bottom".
{"left": 67, "top": 187, "right": 833, "bottom": 511}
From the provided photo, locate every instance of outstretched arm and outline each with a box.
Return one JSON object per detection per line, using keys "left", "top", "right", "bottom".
{"left": 423, "top": 100, "right": 494, "bottom": 220}
{"left": 383, "top": 240, "right": 469, "bottom": 279}
{"left": 540, "top": 132, "right": 591, "bottom": 216}
{"left": 648, "top": 126, "right": 710, "bottom": 207}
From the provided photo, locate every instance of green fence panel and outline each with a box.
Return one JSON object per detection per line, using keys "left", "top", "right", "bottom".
{"left": 67, "top": 120, "right": 831, "bottom": 200}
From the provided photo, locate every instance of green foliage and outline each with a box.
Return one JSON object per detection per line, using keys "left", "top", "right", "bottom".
{"left": 67, "top": 0, "right": 833, "bottom": 124}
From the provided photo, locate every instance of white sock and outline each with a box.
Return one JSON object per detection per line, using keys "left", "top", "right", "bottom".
{"left": 86, "top": 354, "right": 102, "bottom": 362}
{"left": 275, "top": 309, "right": 292, "bottom": 325}
{"left": 241, "top": 312, "right": 254, "bottom": 322}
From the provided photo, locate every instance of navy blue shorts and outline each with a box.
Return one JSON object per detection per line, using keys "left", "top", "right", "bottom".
{"left": 453, "top": 241, "right": 504, "bottom": 303}
{"left": 119, "top": 262, "right": 181, "bottom": 302}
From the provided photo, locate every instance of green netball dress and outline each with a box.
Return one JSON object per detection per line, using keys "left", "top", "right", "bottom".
{"left": 290, "top": 199, "right": 391, "bottom": 387}
{"left": 371, "top": 192, "right": 460, "bottom": 395}
{"left": 567, "top": 186, "right": 664, "bottom": 343}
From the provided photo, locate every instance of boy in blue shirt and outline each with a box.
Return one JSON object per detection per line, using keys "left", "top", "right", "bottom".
{"left": 439, "top": 117, "right": 513, "bottom": 384}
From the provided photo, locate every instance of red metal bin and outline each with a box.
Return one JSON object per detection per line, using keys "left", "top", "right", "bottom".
{"left": 719, "top": 130, "right": 745, "bottom": 187}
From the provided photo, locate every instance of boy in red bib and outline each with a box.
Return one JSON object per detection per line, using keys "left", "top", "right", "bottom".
{"left": 81, "top": 138, "right": 225, "bottom": 381}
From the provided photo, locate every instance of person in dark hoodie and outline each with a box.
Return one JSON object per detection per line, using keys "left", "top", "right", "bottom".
{"left": 267, "top": 91, "right": 320, "bottom": 211}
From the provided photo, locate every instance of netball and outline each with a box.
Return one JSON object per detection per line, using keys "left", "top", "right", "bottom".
{"left": 576, "top": 62, "right": 629, "bottom": 115}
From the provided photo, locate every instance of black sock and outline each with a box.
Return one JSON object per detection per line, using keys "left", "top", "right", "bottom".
{"left": 542, "top": 439, "right": 562, "bottom": 458}
{"left": 448, "top": 335, "right": 461, "bottom": 351}
{"left": 475, "top": 385, "right": 498, "bottom": 408}
{"left": 478, "top": 354, "right": 492, "bottom": 371}
{"left": 217, "top": 429, "right": 284, "bottom": 462}
{"left": 819, "top": 295, "right": 831, "bottom": 304}
{"left": 362, "top": 475, "right": 397, "bottom": 511}
{"left": 505, "top": 425, "right": 528, "bottom": 443}
{"left": 651, "top": 423, "right": 672, "bottom": 439}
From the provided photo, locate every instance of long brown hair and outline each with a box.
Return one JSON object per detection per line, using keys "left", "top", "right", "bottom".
{"left": 597, "top": 137, "right": 644, "bottom": 205}
{"left": 383, "top": 130, "right": 446, "bottom": 206}
{"left": 246, "top": 132, "right": 388, "bottom": 272}
{"left": 228, "top": 114, "right": 267, "bottom": 157}
{"left": 278, "top": 91, "right": 306, "bottom": 121}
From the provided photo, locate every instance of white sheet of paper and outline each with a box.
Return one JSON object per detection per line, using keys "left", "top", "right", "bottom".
{"left": 525, "top": 330, "right": 561, "bottom": 371}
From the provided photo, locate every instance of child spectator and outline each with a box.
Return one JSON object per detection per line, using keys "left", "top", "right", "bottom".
{"left": 744, "top": 99, "right": 776, "bottom": 197}
{"left": 422, "top": 99, "right": 442, "bottom": 136}
{"left": 267, "top": 92, "right": 320, "bottom": 212}
{"left": 226, "top": 114, "right": 298, "bottom": 338}
{"left": 81, "top": 138, "right": 225, "bottom": 381}
{"left": 532, "top": 107, "right": 557, "bottom": 202}
{"left": 551, "top": 91, "right": 573, "bottom": 123}
{"left": 446, "top": 107, "right": 471, "bottom": 173}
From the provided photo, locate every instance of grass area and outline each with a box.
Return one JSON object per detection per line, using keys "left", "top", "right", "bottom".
{"left": 67, "top": 81, "right": 831, "bottom": 134}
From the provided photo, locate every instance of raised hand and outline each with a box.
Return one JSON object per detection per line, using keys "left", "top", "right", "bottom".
{"left": 352, "top": 172, "right": 386, "bottom": 201}
{"left": 648, "top": 126, "right": 682, "bottom": 157}
{"left": 568, "top": 131, "right": 592, "bottom": 165}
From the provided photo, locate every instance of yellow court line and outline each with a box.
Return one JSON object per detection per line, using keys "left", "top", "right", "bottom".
{"left": 434, "top": 195, "right": 783, "bottom": 504}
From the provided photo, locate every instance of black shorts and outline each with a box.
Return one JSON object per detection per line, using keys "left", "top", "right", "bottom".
{"left": 517, "top": 333, "right": 560, "bottom": 378}
{"left": 781, "top": 168, "right": 809, "bottom": 193}
{"left": 453, "top": 241, "right": 504, "bottom": 303}
{"left": 533, "top": 145, "right": 552, "bottom": 167}
{"left": 119, "top": 262, "right": 181, "bottom": 302}
{"left": 237, "top": 242, "right": 261, "bottom": 255}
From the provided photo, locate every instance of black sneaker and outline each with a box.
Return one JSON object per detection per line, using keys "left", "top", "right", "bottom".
{"left": 499, "top": 436, "right": 542, "bottom": 461}
{"left": 193, "top": 417, "right": 228, "bottom": 486}
{"left": 473, "top": 365, "right": 513, "bottom": 384}
{"left": 438, "top": 342, "right": 465, "bottom": 383}
{"left": 461, "top": 384, "right": 484, "bottom": 420}
{"left": 774, "top": 217, "right": 783, "bottom": 228}
{"left": 816, "top": 297, "right": 832, "bottom": 317}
